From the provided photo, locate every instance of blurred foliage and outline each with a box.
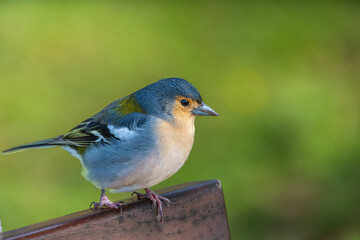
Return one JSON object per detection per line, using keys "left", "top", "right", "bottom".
{"left": 1, "top": 1, "right": 360, "bottom": 239}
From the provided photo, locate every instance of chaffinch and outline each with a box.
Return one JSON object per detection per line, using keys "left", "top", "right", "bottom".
{"left": 2, "top": 77, "right": 218, "bottom": 221}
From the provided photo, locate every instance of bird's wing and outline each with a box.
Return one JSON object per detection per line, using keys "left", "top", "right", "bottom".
{"left": 60, "top": 112, "right": 149, "bottom": 147}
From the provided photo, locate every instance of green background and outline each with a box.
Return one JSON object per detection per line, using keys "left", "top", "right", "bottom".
{"left": 1, "top": 1, "right": 359, "bottom": 239}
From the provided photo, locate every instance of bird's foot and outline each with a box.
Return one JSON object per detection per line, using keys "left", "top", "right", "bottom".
{"left": 132, "top": 188, "right": 171, "bottom": 222}
{"left": 90, "top": 191, "right": 124, "bottom": 211}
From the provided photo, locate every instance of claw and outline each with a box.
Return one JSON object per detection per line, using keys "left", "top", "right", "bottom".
{"left": 89, "top": 201, "right": 97, "bottom": 209}
{"left": 132, "top": 188, "right": 171, "bottom": 222}
{"left": 131, "top": 191, "right": 141, "bottom": 198}
{"left": 159, "top": 195, "right": 171, "bottom": 206}
{"left": 89, "top": 189, "right": 124, "bottom": 212}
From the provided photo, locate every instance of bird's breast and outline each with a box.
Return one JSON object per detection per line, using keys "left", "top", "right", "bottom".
{"left": 143, "top": 117, "right": 195, "bottom": 187}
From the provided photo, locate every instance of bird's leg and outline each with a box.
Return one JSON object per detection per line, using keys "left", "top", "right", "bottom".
{"left": 90, "top": 189, "right": 123, "bottom": 210}
{"left": 132, "top": 188, "right": 171, "bottom": 222}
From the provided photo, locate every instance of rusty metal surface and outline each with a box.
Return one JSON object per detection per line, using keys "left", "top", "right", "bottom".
{"left": 1, "top": 180, "right": 230, "bottom": 240}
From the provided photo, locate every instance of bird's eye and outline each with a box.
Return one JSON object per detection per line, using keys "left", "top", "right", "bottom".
{"left": 180, "top": 99, "right": 190, "bottom": 106}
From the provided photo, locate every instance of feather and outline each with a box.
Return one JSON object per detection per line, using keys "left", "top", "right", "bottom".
{"left": 2, "top": 137, "right": 60, "bottom": 154}
{"left": 2, "top": 103, "right": 149, "bottom": 154}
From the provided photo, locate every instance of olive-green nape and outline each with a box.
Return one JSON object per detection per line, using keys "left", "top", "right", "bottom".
{"left": 116, "top": 95, "right": 145, "bottom": 115}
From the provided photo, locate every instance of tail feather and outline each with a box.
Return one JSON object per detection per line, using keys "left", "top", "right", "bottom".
{"left": 2, "top": 137, "right": 63, "bottom": 154}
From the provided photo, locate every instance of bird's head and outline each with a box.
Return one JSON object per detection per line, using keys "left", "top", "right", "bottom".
{"left": 134, "top": 78, "right": 218, "bottom": 123}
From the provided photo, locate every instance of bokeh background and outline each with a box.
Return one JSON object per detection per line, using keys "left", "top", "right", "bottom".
{"left": 1, "top": 1, "right": 360, "bottom": 239}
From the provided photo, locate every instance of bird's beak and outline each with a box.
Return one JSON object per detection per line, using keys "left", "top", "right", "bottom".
{"left": 192, "top": 102, "right": 219, "bottom": 116}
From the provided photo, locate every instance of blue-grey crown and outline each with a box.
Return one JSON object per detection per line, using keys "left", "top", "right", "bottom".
{"left": 134, "top": 78, "right": 202, "bottom": 118}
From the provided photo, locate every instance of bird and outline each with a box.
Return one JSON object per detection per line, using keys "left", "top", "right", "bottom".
{"left": 2, "top": 77, "right": 218, "bottom": 222}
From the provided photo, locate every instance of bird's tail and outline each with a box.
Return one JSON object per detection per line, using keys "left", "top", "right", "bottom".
{"left": 2, "top": 136, "right": 63, "bottom": 154}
